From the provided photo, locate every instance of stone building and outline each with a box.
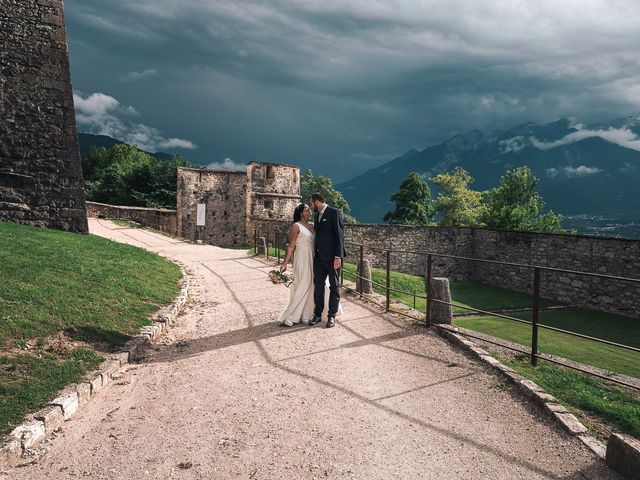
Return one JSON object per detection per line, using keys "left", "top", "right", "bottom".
{"left": 176, "top": 162, "right": 301, "bottom": 247}
{"left": 0, "top": 0, "right": 88, "bottom": 232}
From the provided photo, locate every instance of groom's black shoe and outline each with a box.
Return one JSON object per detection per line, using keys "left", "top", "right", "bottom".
{"left": 309, "top": 315, "right": 322, "bottom": 326}
{"left": 326, "top": 316, "right": 336, "bottom": 328}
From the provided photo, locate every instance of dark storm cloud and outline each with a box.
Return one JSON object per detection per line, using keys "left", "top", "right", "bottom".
{"left": 65, "top": 0, "right": 640, "bottom": 181}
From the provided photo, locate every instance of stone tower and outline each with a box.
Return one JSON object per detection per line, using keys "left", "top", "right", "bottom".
{"left": 246, "top": 162, "right": 301, "bottom": 222}
{"left": 176, "top": 162, "right": 301, "bottom": 247}
{"left": 0, "top": 0, "right": 88, "bottom": 232}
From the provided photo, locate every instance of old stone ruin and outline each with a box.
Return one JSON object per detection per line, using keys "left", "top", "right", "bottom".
{"left": 177, "top": 162, "right": 301, "bottom": 247}
{"left": 0, "top": 0, "right": 88, "bottom": 232}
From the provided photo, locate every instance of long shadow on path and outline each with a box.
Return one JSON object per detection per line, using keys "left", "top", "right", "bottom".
{"left": 144, "top": 257, "right": 613, "bottom": 480}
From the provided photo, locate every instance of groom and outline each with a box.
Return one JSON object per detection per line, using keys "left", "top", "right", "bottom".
{"left": 309, "top": 193, "right": 346, "bottom": 328}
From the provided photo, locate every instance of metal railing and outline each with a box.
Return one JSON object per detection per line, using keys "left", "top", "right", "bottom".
{"left": 340, "top": 240, "right": 640, "bottom": 390}
{"left": 251, "top": 230, "right": 640, "bottom": 390}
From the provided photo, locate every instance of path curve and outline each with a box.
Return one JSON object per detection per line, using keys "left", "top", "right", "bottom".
{"left": 8, "top": 219, "right": 618, "bottom": 479}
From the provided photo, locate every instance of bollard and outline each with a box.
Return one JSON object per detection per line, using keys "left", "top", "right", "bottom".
{"left": 358, "top": 258, "right": 373, "bottom": 294}
{"left": 430, "top": 277, "right": 452, "bottom": 324}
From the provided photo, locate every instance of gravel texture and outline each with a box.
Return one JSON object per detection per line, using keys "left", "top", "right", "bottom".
{"left": 5, "top": 219, "right": 619, "bottom": 479}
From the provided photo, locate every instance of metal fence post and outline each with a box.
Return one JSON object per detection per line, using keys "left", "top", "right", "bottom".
{"left": 358, "top": 244, "right": 364, "bottom": 295}
{"left": 340, "top": 258, "right": 344, "bottom": 286}
{"left": 413, "top": 290, "right": 416, "bottom": 310}
{"left": 531, "top": 267, "right": 541, "bottom": 366}
{"left": 266, "top": 232, "right": 270, "bottom": 260}
{"left": 276, "top": 233, "right": 281, "bottom": 264}
{"left": 426, "top": 254, "right": 433, "bottom": 327}
{"left": 385, "top": 249, "right": 391, "bottom": 311}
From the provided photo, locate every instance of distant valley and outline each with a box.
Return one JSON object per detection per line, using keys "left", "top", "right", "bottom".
{"left": 337, "top": 116, "right": 640, "bottom": 236}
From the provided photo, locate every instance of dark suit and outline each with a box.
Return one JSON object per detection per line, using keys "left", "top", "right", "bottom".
{"left": 313, "top": 205, "right": 346, "bottom": 317}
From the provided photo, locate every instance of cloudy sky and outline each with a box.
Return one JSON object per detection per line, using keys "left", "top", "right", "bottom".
{"left": 65, "top": 0, "right": 640, "bottom": 181}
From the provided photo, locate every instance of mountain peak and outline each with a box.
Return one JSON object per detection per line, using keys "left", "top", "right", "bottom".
{"left": 445, "top": 129, "right": 486, "bottom": 151}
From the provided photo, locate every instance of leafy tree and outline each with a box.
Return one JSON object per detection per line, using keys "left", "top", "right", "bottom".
{"left": 431, "top": 167, "right": 484, "bottom": 227}
{"left": 301, "top": 169, "right": 357, "bottom": 223}
{"left": 81, "top": 143, "right": 191, "bottom": 209}
{"left": 480, "top": 166, "right": 566, "bottom": 233}
{"left": 384, "top": 172, "right": 435, "bottom": 225}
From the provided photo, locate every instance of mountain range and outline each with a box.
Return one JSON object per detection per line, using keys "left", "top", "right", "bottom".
{"left": 337, "top": 116, "right": 640, "bottom": 224}
{"left": 77, "top": 133, "right": 174, "bottom": 161}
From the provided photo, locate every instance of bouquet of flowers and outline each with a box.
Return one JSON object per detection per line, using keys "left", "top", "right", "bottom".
{"left": 268, "top": 269, "right": 294, "bottom": 287}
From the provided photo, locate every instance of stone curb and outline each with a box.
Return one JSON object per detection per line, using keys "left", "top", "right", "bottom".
{"left": 0, "top": 263, "right": 190, "bottom": 469}
{"left": 435, "top": 325, "right": 607, "bottom": 459}
{"left": 606, "top": 433, "right": 640, "bottom": 480}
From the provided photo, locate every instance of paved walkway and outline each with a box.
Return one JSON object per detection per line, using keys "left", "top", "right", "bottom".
{"left": 11, "top": 219, "right": 618, "bottom": 479}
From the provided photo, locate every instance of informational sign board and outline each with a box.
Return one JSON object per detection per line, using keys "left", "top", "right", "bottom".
{"left": 196, "top": 203, "right": 206, "bottom": 226}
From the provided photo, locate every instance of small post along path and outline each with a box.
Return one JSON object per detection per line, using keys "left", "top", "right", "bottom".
{"left": 9, "top": 219, "right": 619, "bottom": 479}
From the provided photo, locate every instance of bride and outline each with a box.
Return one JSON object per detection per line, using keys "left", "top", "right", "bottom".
{"left": 278, "top": 203, "right": 342, "bottom": 326}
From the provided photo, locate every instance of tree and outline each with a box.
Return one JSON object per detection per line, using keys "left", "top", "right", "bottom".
{"left": 431, "top": 167, "right": 484, "bottom": 227}
{"left": 301, "top": 169, "right": 357, "bottom": 223}
{"left": 384, "top": 172, "right": 435, "bottom": 225}
{"left": 480, "top": 166, "right": 566, "bottom": 233}
{"left": 81, "top": 143, "right": 191, "bottom": 209}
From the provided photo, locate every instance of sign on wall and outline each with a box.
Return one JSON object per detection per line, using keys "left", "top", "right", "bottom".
{"left": 196, "top": 203, "right": 206, "bottom": 226}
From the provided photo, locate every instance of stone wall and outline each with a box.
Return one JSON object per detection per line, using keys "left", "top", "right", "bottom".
{"left": 177, "top": 167, "right": 248, "bottom": 247}
{"left": 345, "top": 224, "right": 640, "bottom": 318}
{"left": 0, "top": 0, "right": 88, "bottom": 233}
{"left": 251, "top": 219, "right": 293, "bottom": 248}
{"left": 87, "top": 201, "right": 177, "bottom": 235}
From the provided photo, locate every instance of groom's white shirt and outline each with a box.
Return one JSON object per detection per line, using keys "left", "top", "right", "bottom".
{"left": 318, "top": 203, "right": 328, "bottom": 222}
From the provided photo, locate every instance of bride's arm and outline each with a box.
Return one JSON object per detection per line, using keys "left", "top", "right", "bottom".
{"left": 280, "top": 224, "right": 299, "bottom": 272}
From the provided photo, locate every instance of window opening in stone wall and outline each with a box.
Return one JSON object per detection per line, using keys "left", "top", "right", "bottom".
{"left": 264, "top": 200, "right": 273, "bottom": 210}
{"left": 292, "top": 169, "right": 298, "bottom": 184}
{"left": 266, "top": 165, "right": 275, "bottom": 179}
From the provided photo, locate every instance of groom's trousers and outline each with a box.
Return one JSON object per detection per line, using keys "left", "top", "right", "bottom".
{"left": 313, "top": 253, "right": 341, "bottom": 317}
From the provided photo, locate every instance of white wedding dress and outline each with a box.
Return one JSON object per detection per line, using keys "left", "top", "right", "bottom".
{"left": 278, "top": 222, "right": 343, "bottom": 325}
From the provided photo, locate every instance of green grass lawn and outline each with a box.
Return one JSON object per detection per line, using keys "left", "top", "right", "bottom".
{"left": 0, "top": 221, "right": 181, "bottom": 436}
{"left": 455, "top": 309, "right": 640, "bottom": 378}
{"left": 505, "top": 355, "right": 640, "bottom": 439}
{"left": 247, "top": 246, "right": 287, "bottom": 259}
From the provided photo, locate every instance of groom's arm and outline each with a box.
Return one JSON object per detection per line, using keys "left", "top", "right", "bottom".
{"left": 332, "top": 209, "right": 345, "bottom": 260}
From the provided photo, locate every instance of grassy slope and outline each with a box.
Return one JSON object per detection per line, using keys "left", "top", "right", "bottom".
{"left": 506, "top": 356, "right": 640, "bottom": 438}
{"left": 0, "top": 221, "right": 181, "bottom": 436}
{"left": 455, "top": 309, "right": 640, "bottom": 378}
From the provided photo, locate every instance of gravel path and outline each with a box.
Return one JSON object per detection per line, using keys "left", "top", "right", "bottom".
{"left": 9, "top": 219, "right": 619, "bottom": 479}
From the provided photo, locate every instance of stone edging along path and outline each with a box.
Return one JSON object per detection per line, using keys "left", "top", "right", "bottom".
{"left": 0, "top": 263, "right": 190, "bottom": 469}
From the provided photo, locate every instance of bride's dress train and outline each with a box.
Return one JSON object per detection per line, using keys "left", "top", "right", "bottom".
{"left": 278, "top": 222, "right": 343, "bottom": 326}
